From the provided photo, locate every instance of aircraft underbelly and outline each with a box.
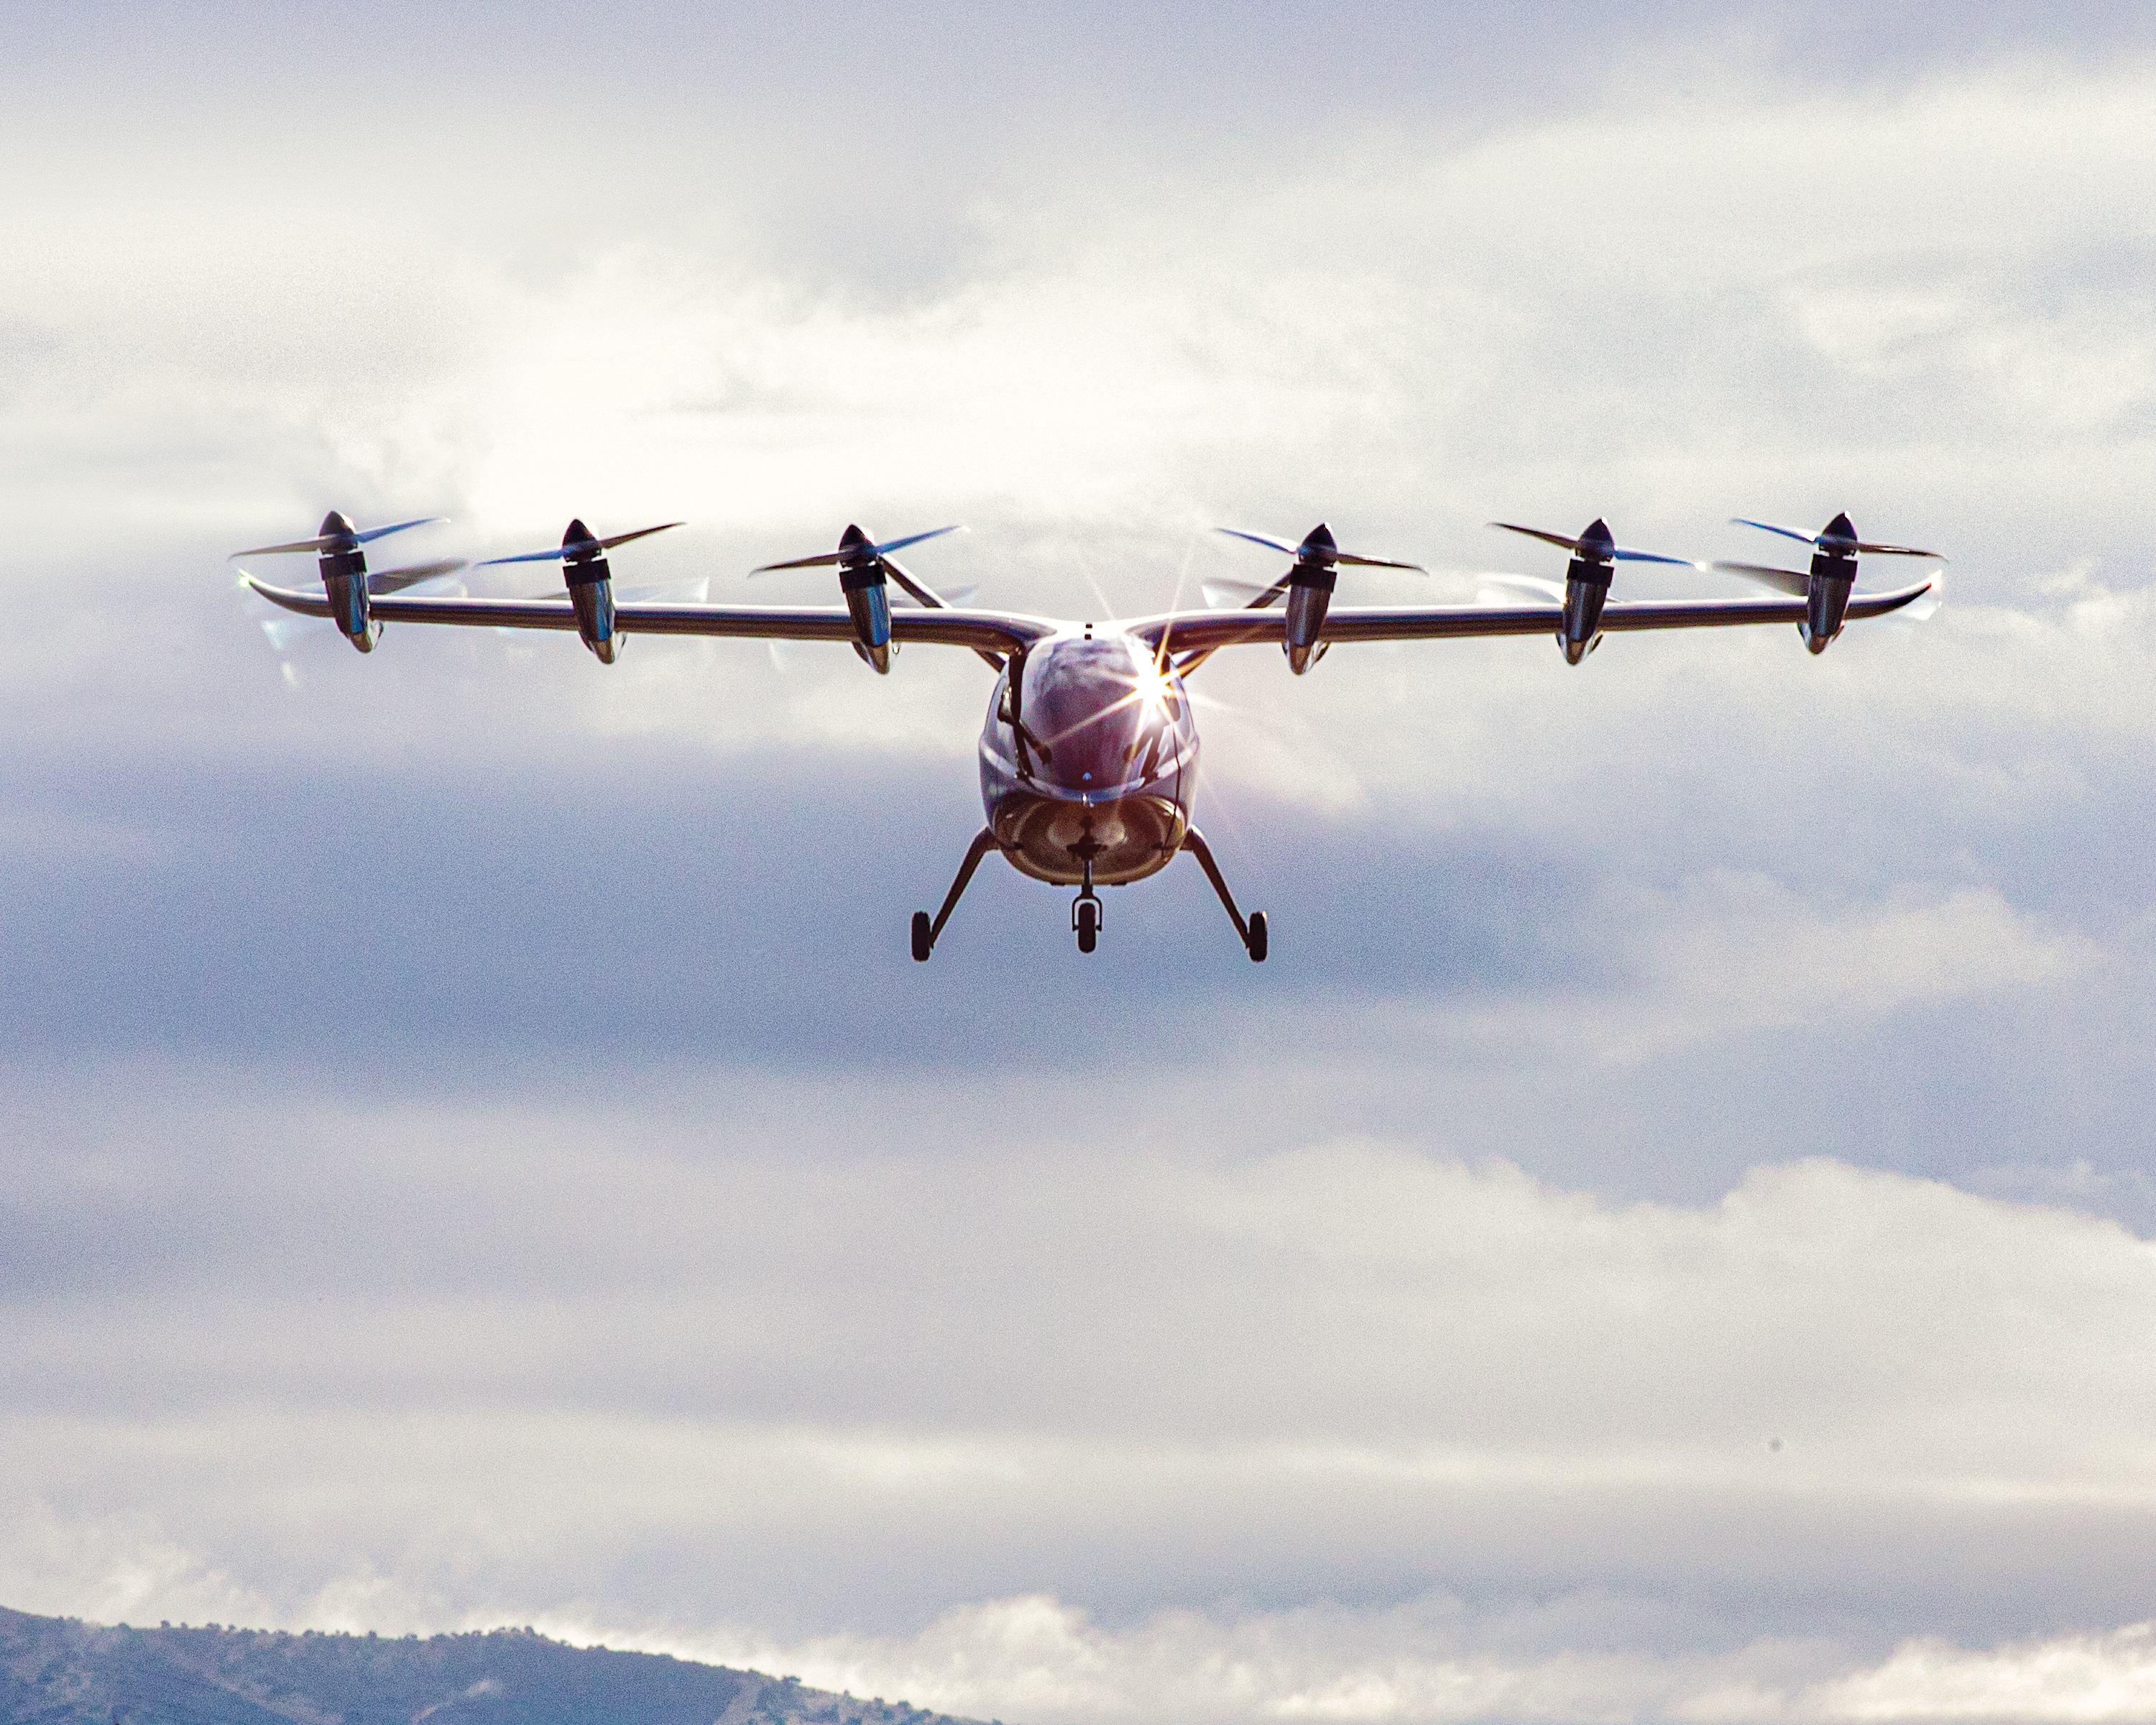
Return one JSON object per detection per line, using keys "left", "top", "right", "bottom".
{"left": 990, "top": 791, "right": 1187, "bottom": 886}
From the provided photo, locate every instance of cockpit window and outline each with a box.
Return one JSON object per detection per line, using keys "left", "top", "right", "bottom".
{"left": 1020, "top": 639, "right": 1176, "bottom": 790}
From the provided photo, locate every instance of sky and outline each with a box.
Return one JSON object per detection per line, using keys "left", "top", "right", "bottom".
{"left": 5, "top": 2, "right": 2156, "bottom": 1721}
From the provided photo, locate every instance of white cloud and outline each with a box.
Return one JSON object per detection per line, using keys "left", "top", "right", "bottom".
{"left": 7, "top": 1082, "right": 2156, "bottom": 1714}
{"left": 261, "top": 1595, "right": 2156, "bottom": 1725}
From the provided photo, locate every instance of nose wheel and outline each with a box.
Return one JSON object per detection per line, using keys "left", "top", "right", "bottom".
{"left": 1072, "top": 855, "right": 1103, "bottom": 953}
{"left": 1072, "top": 889, "right": 1102, "bottom": 953}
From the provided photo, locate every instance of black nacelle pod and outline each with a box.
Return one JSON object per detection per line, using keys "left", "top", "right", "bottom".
{"left": 1560, "top": 518, "right": 1616, "bottom": 666}
{"left": 314, "top": 509, "right": 377, "bottom": 652}
{"left": 561, "top": 518, "right": 622, "bottom": 663}
{"left": 1802, "top": 510, "right": 1860, "bottom": 655}
{"left": 1283, "top": 522, "right": 1339, "bottom": 676}
{"left": 836, "top": 523, "right": 894, "bottom": 674}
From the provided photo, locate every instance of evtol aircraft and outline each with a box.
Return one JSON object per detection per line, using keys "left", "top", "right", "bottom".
{"left": 236, "top": 510, "right": 1941, "bottom": 961}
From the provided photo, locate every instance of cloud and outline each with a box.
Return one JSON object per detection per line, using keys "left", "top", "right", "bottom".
{"left": 613, "top": 1599, "right": 2156, "bottom": 1725}
{"left": 8, "top": 1119, "right": 2156, "bottom": 1675}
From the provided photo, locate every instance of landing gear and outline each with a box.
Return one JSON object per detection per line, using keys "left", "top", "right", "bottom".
{"left": 1069, "top": 834, "right": 1105, "bottom": 955}
{"left": 1181, "top": 827, "right": 1267, "bottom": 962}
{"left": 1072, "top": 888, "right": 1102, "bottom": 952}
{"left": 911, "top": 827, "right": 1002, "bottom": 962}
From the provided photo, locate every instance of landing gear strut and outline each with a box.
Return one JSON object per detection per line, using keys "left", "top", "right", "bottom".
{"left": 1182, "top": 827, "right": 1267, "bottom": 961}
{"left": 911, "top": 826, "right": 1001, "bottom": 961}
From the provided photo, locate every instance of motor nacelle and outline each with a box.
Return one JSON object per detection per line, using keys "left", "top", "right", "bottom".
{"left": 559, "top": 517, "right": 622, "bottom": 663}
{"left": 753, "top": 523, "right": 964, "bottom": 675}
{"left": 1215, "top": 522, "right": 1423, "bottom": 676}
{"left": 1802, "top": 511, "right": 1860, "bottom": 655}
{"left": 474, "top": 517, "right": 680, "bottom": 664}
{"left": 835, "top": 524, "right": 894, "bottom": 673}
{"left": 229, "top": 510, "right": 459, "bottom": 651}
{"left": 1560, "top": 517, "right": 1616, "bottom": 666}
{"left": 313, "top": 510, "right": 378, "bottom": 652}
{"left": 1282, "top": 524, "right": 1338, "bottom": 676}
{"left": 1488, "top": 517, "right": 1696, "bottom": 665}
{"left": 1720, "top": 511, "right": 1943, "bottom": 657}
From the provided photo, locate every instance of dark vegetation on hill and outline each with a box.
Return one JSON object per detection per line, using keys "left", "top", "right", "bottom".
{"left": 0, "top": 1608, "right": 995, "bottom": 1725}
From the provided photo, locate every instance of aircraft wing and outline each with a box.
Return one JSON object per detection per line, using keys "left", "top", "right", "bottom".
{"left": 1128, "top": 580, "right": 1935, "bottom": 655}
{"left": 244, "top": 579, "right": 1060, "bottom": 654}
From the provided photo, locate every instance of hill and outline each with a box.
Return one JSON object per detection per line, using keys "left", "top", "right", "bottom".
{"left": 0, "top": 1607, "right": 994, "bottom": 1725}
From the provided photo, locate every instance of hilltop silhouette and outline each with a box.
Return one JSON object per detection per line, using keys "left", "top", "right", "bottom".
{"left": 0, "top": 1606, "right": 992, "bottom": 1725}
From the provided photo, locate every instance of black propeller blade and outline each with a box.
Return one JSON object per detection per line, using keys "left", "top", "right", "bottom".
{"left": 752, "top": 525, "right": 965, "bottom": 576}
{"left": 229, "top": 515, "right": 444, "bottom": 558}
{"left": 478, "top": 520, "right": 683, "bottom": 567}
{"left": 1488, "top": 521, "right": 1693, "bottom": 566}
{"left": 1216, "top": 525, "right": 1425, "bottom": 574}
{"left": 1731, "top": 514, "right": 1945, "bottom": 560}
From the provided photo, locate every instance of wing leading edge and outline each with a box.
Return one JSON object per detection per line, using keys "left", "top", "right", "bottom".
{"left": 248, "top": 575, "right": 1932, "bottom": 657}
{"left": 1128, "top": 581, "right": 1935, "bottom": 655}
{"left": 243, "top": 579, "right": 1060, "bottom": 655}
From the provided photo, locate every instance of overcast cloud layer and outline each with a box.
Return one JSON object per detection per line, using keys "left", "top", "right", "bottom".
{"left": 5, "top": 5, "right": 2156, "bottom": 1722}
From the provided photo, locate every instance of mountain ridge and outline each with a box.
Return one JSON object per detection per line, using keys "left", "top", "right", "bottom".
{"left": 0, "top": 1606, "right": 996, "bottom": 1725}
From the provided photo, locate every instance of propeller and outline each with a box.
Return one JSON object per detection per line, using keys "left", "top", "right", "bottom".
{"left": 1488, "top": 522, "right": 1694, "bottom": 566}
{"left": 247, "top": 561, "right": 469, "bottom": 661}
{"left": 472, "top": 518, "right": 683, "bottom": 665}
{"left": 1486, "top": 517, "right": 1697, "bottom": 665}
{"left": 1707, "top": 561, "right": 1810, "bottom": 597}
{"left": 752, "top": 525, "right": 983, "bottom": 673}
{"left": 754, "top": 524, "right": 964, "bottom": 577}
{"left": 1474, "top": 572, "right": 1567, "bottom": 606}
{"left": 476, "top": 520, "right": 683, "bottom": 567}
{"left": 229, "top": 516, "right": 444, "bottom": 558}
{"left": 1201, "top": 577, "right": 1282, "bottom": 610}
{"left": 1730, "top": 514, "right": 1944, "bottom": 560}
{"left": 365, "top": 558, "right": 467, "bottom": 597}
{"left": 1210, "top": 523, "right": 1424, "bottom": 674}
{"left": 1215, "top": 525, "right": 1426, "bottom": 574}
{"left": 1709, "top": 558, "right": 1947, "bottom": 615}
{"left": 1720, "top": 515, "right": 1945, "bottom": 653}
{"left": 893, "top": 582, "right": 977, "bottom": 608}
{"left": 1712, "top": 515, "right": 1946, "bottom": 608}
{"left": 230, "top": 512, "right": 456, "bottom": 654}
{"left": 517, "top": 578, "right": 714, "bottom": 603}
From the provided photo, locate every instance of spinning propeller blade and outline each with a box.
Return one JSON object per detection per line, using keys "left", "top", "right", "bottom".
{"left": 1489, "top": 523, "right": 1694, "bottom": 566}
{"left": 1729, "top": 518, "right": 1820, "bottom": 547}
{"left": 1709, "top": 561, "right": 1811, "bottom": 597}
{"left": 892, "top": 583, "right": 977, "bottom": 608}
{"left": 1731, "top": 517, "right": 1945, "bottom": 560}
{"left": 1475, "top": 572, "right": 1567, "bottom": 605}
{"left": 752, "top": 525, "right": 965, "bottom": 574}
{"left": 1215, "top": 526, "right": 1424, "bottom": 571}
{"left": 1201, "top": 577, "right": 1289, "bottom": 610}
{"left": 477, "top": 521, "right": 683, "bottom": 566}
{"left": 356, "top": 516, "right": 446, "bottom": 546}
{"left": 366, "top": 558, "right": 466, "bottom": 597}
{"left": 229, "top": 515, "right": 445, "bottom": 558}
{"left": 880, "top": 553, "right": 963, "bottom": 610}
